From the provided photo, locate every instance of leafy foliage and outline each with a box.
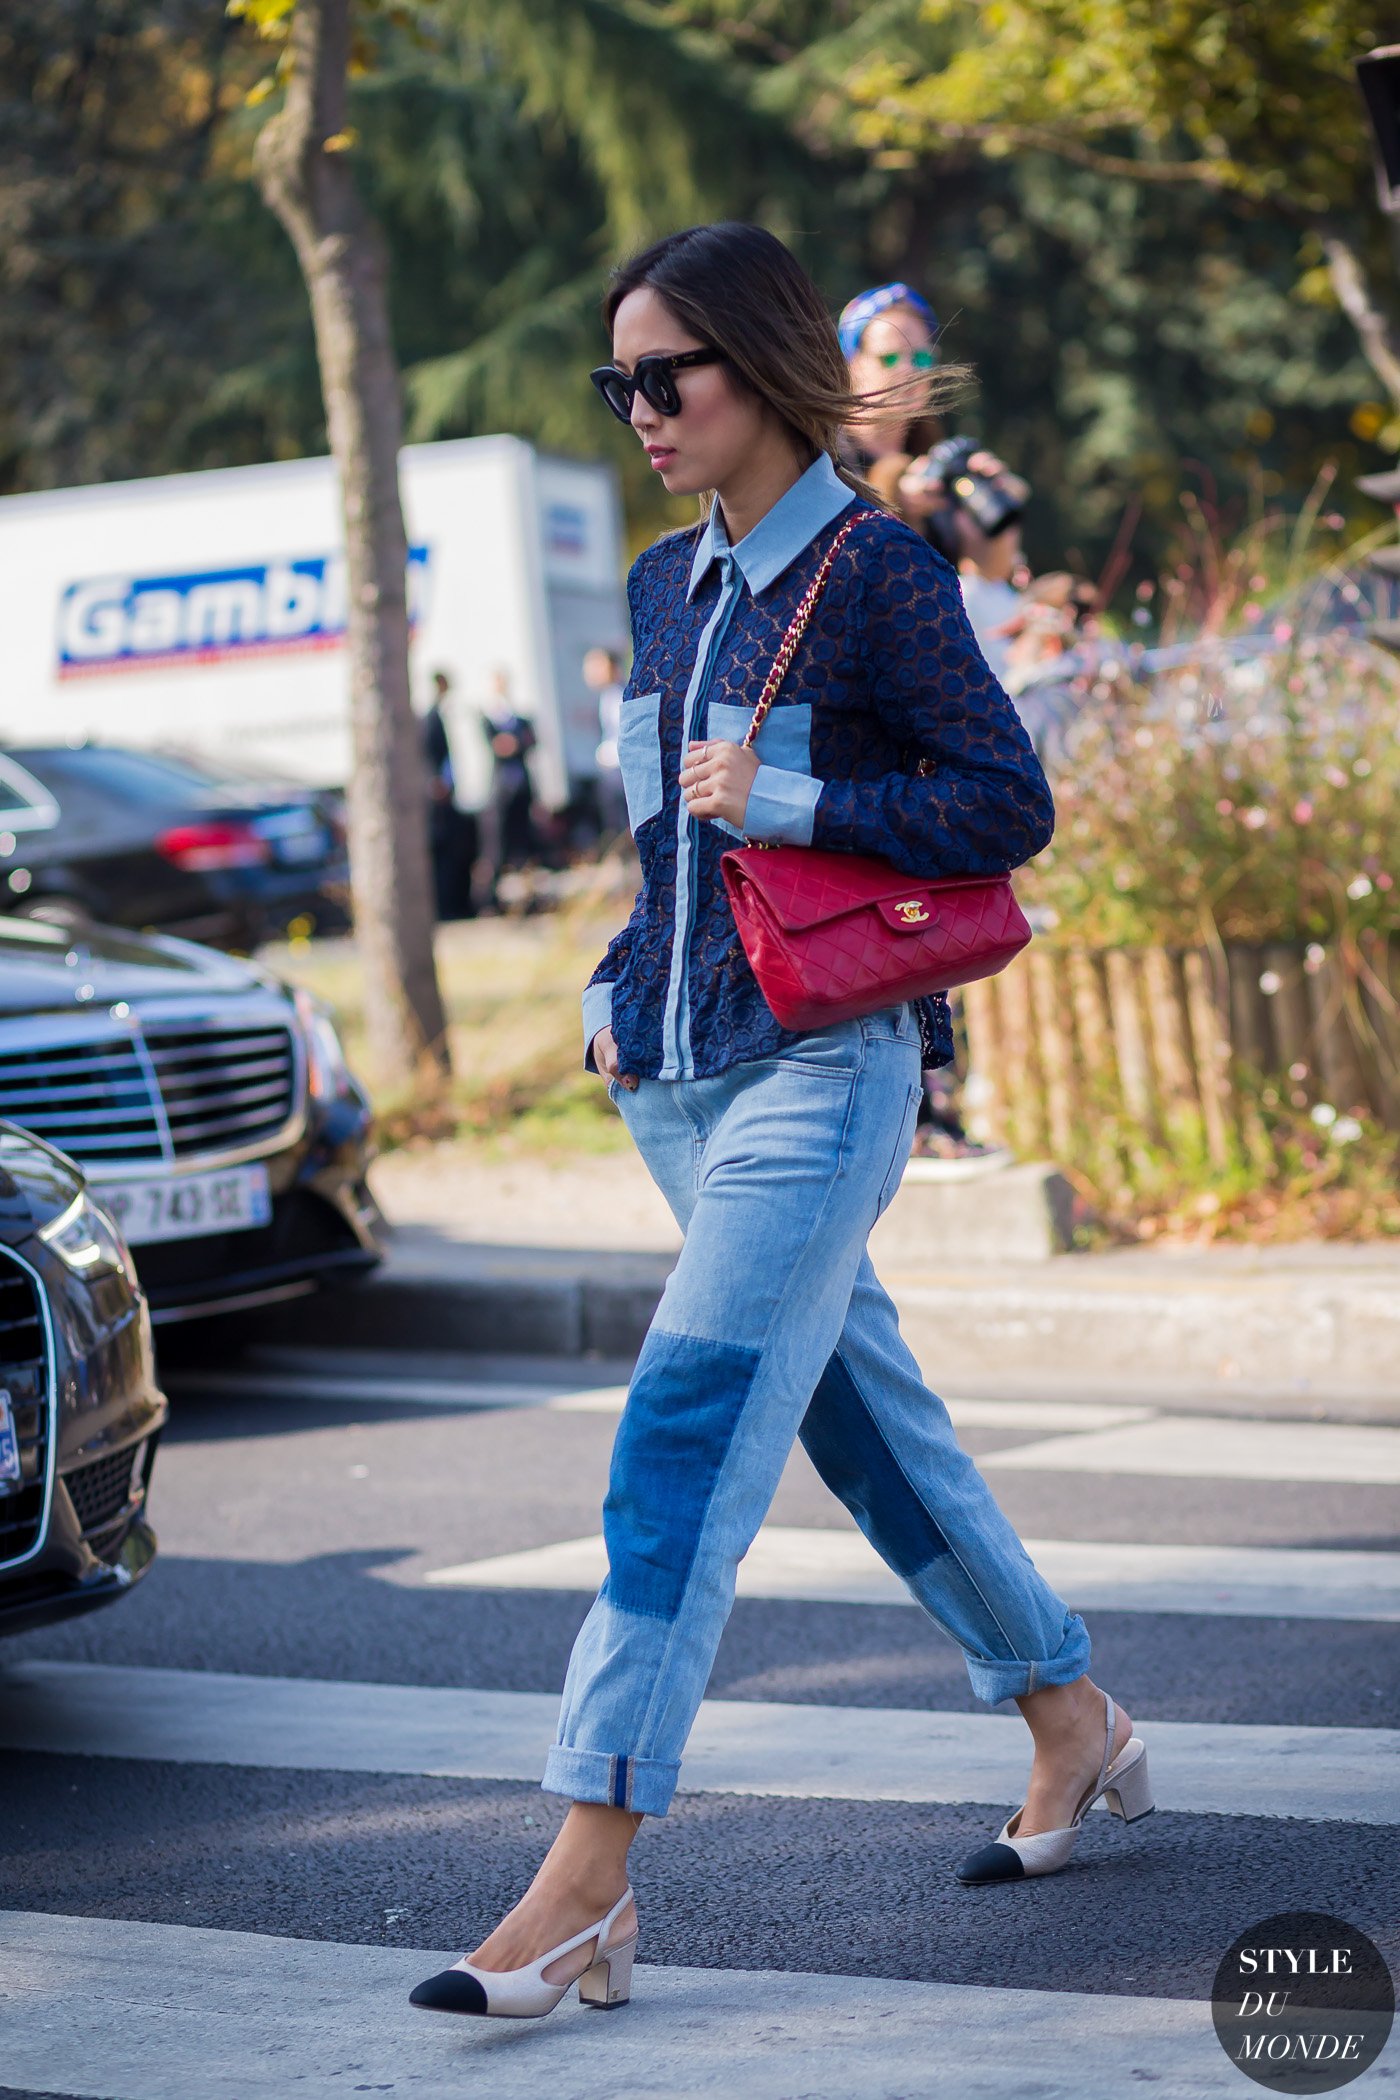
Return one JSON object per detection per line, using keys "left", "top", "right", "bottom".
{"left": 1, "top": 0, "right": 1394, "bottom": 578}
{"left": 849, "top": 0, "right": 1384, "bottom": 212}
{"left": 1024, "top": 637, "right": 1400, "bottom": 948}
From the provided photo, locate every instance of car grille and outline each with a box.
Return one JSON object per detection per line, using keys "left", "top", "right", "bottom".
{"left": 0, "top": 1251, "right": 52, "bottom": 1569}
{"left": 0, "top": 1020, "right": 298, "bottom": 1167}
{"left": 63, "top": 1445, "right": 139, "bottom": 1538}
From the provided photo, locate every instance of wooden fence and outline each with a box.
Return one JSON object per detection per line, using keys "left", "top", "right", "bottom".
{"left": 961, "top": 935, "right": 1400, "bottom": 1164}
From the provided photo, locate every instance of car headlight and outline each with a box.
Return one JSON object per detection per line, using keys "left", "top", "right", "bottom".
{"left": 38, "top": 1192, "right": 136, "bottom": 1283}
{"left": 294, "top": 987, "right": 353, "bottom": 1101}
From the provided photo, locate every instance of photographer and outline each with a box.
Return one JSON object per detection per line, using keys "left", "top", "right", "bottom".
{"left": 837, "top": 280, "right": 948, "bottom": 514}
{"left": 917, "top": 437, "right": 1031, "bottom": 683}
{"left": 840, "top": 304, "right": 1022, "bottom": 1178}
{"left": 839, "top": 291, "right": 1029, "bottom": 667}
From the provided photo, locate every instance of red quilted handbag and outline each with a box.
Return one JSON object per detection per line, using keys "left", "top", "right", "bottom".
{"left": 720, "top": 509, "right": 1031, "bottom": 1032}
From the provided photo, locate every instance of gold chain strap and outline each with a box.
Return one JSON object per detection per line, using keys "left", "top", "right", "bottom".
{"left": 740, "top": 505, "right": 935, "bottom": 789}
{"left": 740, "top": 509, "right": 875, "bottom": 750}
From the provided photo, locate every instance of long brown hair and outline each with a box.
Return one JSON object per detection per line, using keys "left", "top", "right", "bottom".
{"left": 603, "top": 223, "right": 968, "bottom": 512}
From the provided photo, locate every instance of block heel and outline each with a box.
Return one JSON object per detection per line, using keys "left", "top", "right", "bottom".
{"left": 1102, "top": 1741, "right": 1155, "bottom": 1823}
{"left": 578, "top": 1930, "right": 637, "bottom": 2008}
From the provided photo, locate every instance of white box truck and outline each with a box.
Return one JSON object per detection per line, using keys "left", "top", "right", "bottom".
{"left": 0, "top": 435, "right": 628, "bottom": 811}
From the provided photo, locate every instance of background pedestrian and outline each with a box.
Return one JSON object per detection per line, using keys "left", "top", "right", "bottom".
{"left": 585, "top": 644, "right": 630, "bottom": 841}
{"left": 420, "top": 668, "right": 479, "bottom": 921}
{"left": 479, "top": 668, "right": 538, "bottom": 911}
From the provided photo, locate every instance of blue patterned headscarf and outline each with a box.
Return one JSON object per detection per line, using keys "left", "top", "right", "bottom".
{"left": 837, "top": 282, "right": 939, "bottom": 360}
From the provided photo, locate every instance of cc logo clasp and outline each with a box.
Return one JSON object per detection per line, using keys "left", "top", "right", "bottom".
{"left": 894, "top": 899, "right": 931, "bottom": 925}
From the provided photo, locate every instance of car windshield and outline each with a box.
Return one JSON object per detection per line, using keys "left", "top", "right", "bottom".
{"left": 13, "top": 746, "right": 279, "bottom": 807}
{"left": 0, "top": 754, "right": 53, "bottom": 817}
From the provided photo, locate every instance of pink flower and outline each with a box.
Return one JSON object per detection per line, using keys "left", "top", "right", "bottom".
{"left": 1216, "top": 798, "right": 1234, "bottom": 816}
{"left": 1292, "top": 799, "right": 1314, "bottom": 823}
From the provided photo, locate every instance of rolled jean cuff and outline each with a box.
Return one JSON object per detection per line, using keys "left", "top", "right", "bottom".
{"left": 540, "top": 1744, "right": 679, "bottom": 1817}
{"left": 964, "top": 1609, "right": 1092, "bottom": 1706}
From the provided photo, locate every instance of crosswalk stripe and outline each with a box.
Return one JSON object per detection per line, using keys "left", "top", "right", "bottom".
{"left": 162, "top": 1369, "right": 575, "bottom": 1410}
{"left": 161, "top": 1370, "right": 1156, "bottom": 1433}
{"left": 979, "top": 1414, "right": 1400, "bottom": 1485}
{"left": 543, "top": 1390, "right": 1160, "bottom": 1428}
{"left": 2, "top": 1662, "right": 1392, "bottom": 1823}
{"left": 164, "top": 1368, "right": 1400, "bottom": 1483}
{"left": 0, "top": 1910, "right": 1241, "bottom": 2100}
{"left": 421, "top": 1526, "right": 1400, "bottom": 1623}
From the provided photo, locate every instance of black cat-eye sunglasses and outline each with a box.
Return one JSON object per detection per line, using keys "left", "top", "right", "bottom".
{"left": 589, "top": 348, "right": 724, "bottom": 424}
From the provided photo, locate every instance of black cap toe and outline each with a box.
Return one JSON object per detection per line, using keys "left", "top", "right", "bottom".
{"left": 409, "top": 1967, "right": 491, "bottom": 2014}
{"left": 955, "top": 1840, "right": 1027, "bottom": 1886}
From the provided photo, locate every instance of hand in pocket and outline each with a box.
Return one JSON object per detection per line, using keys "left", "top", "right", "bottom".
{"left": 592, "top": 1026, "right": 638, "bottom": 1091}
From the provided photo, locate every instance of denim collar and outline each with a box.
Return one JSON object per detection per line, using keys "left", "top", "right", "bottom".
{"left": 686, "top": 452, "right": 855, "bottom": 602}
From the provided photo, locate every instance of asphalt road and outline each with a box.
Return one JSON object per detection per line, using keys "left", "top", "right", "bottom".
{"left": 1, "top": 1345, "right": 1397, "bottom": 2099}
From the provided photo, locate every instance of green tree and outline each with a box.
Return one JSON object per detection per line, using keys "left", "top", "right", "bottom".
{"left": 838, "top": 1, "right": 1400, "bottom": 421}
{"left": 9, "top": 0, "right": 1386, "bottom": 593}
{"left": 0, "top": 0, "right": 267, "bottom": 493}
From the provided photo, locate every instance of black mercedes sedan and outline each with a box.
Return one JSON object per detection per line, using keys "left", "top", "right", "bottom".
{"left": 0, "top": 742, "right": 348, "bottom": 948}
{"left": 0, "top": 1120, "right": 167, "bottom": 1636}
{"left": 0, "top": 918, "right": 384, "bottom": 1323}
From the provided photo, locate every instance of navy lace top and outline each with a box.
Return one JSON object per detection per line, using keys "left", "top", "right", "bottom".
{"left": 582, "top": 453, "right": 1054, "bottom": 1081}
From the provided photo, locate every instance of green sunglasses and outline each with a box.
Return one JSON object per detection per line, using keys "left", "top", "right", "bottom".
{"left": 875, "top": 347, "right": 936, "bottom": 370}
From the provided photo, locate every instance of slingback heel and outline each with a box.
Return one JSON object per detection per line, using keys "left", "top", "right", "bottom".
{"left": 409, "top": 1885, "right": 638, "bottom": 2020}
{"left": 956, "top": 1692, "right": 1154, "bottom": 1885}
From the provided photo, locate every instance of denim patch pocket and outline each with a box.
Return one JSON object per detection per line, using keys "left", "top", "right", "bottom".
{"left": 619, "top": 690, "right": 664, "bottom": 833}
{"left": 799, "top": 1352, "right": 950, "bottom": 1577}
{"left": 704, "top": 699, "right": 812, "bottom": 841}
{"left": 601, "top": 1328, "right": 760, "bottom": 1621}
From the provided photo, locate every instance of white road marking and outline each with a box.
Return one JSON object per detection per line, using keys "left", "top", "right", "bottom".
{"left": 161, "top": 1371, "right": 1158, "bottom": 1430}
{"left": 421, "top": 1526, "right": 1400, "bottom": 1623}
{"left": 167, "top": 1368, "right": 1400, "bottom": 1486}
{"left": 980, "top": 1414, "right": 1400, "bottom": 1485}
{"left": 543, "top": 1390, "right": 1162, "bottom": 1426}
{"left": 162, "top": 1369, "right": 601, "bottom": 1410}
{"left": 0, "top": 1909, "right": 1241, "bottom": 2100}
{"left": 542, "top": 1382, "right": 630, "bottom": 1411}
{"left": 0, "top": 1662, "right": 1392, "bottom": 1823}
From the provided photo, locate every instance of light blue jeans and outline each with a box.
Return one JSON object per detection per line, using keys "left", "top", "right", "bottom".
{"left": 541, "top": 1002, "right": 1091, "bottom": 1817}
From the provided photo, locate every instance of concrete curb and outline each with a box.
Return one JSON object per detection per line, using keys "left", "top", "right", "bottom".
{"left": 232, "top": 1227, "right": 1400, "bottom": 1423}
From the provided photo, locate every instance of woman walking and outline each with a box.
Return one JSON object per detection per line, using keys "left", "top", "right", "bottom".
{"left": 411, "top": 223, "right": 1153, "bottom": 2023}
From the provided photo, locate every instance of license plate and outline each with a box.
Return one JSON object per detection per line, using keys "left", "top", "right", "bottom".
{"left": 95, "top": 1164, "right": 272, "bottom": 1247}
{"left": 0, "top": 1390, "right": 19, "bottom": 1487}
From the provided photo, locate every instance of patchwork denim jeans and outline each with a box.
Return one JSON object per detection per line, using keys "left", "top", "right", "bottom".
{"left": 541, "top": 1001, "right": 1091, "bottom": 1817}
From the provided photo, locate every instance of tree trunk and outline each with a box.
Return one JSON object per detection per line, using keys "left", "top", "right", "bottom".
{"left": 251, "top": 0, "right": 448, "bottom": 1094}
{"left": 1318, "top": 218, "right": 1400, "bottom": 415}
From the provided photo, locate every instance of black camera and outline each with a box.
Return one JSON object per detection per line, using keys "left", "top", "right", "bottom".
{"left": 924, "top": 437, "right": 1027, "bottom": 537}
